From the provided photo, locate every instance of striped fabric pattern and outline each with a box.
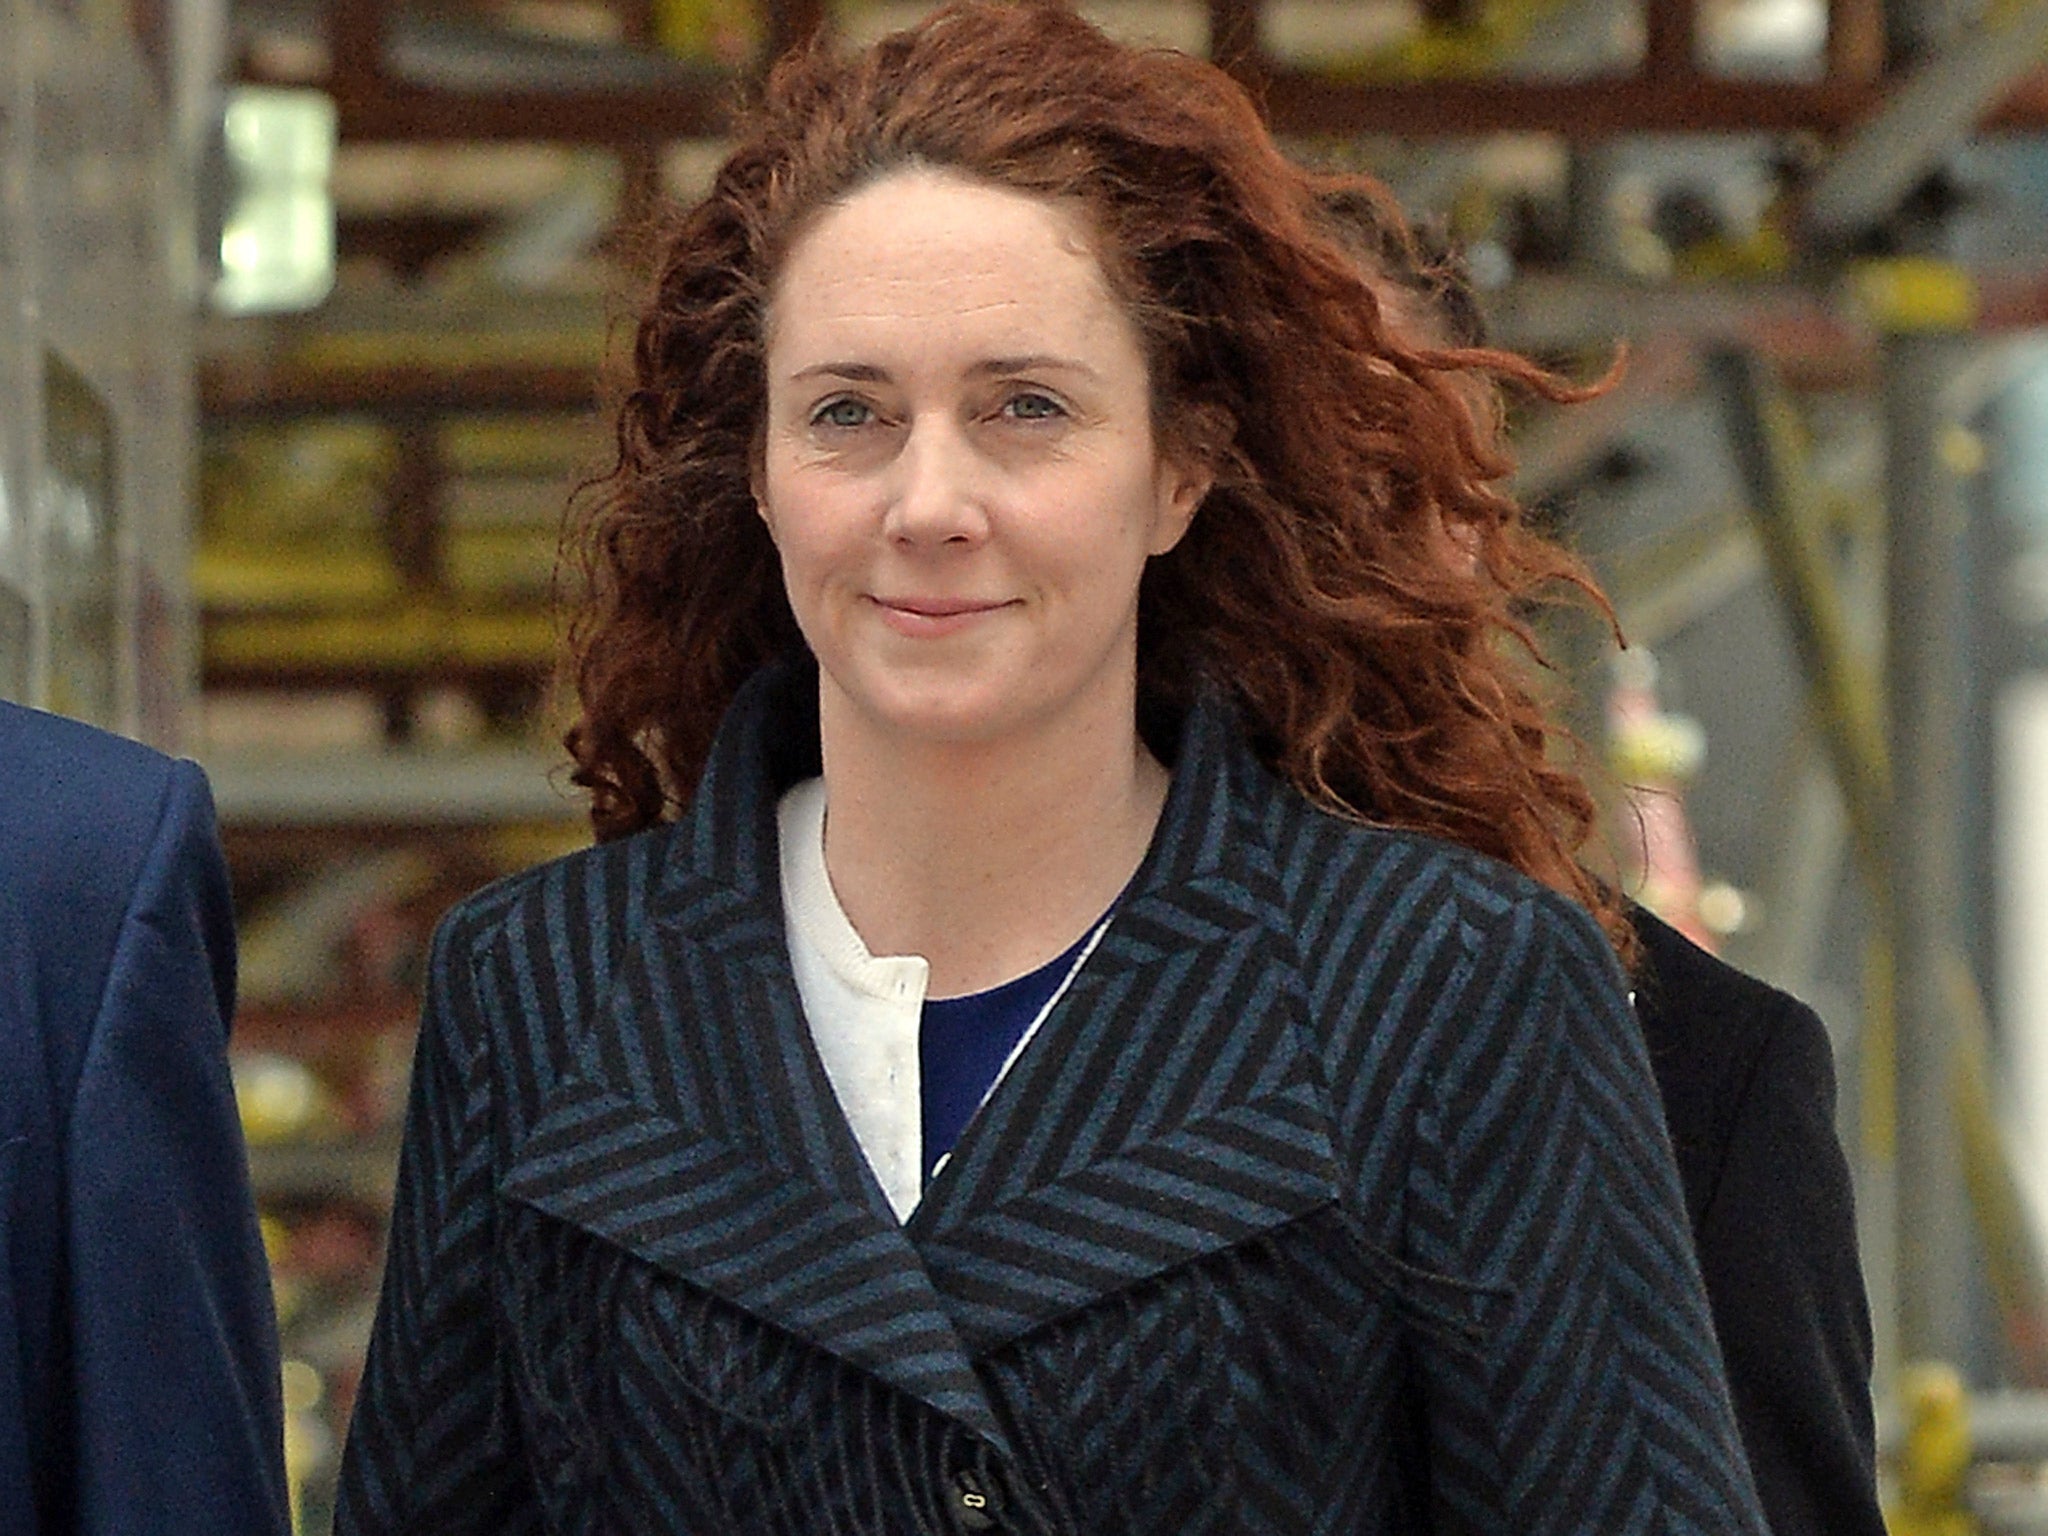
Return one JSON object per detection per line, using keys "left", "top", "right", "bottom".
{"left": 335, "top": 661, "right": 1770, "bottom": 1536}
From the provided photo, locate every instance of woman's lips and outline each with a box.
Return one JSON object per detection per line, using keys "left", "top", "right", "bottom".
{"left": 871, "top": 595, "right": 1013, "bottom": 637}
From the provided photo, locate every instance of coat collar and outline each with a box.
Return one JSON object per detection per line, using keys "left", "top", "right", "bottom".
{"left": 502, "top": 658, "right": 1342, "bottom": 1441}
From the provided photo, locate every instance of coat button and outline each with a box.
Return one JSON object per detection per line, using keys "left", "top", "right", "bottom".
{"left": 949, "top": 1467, "right": 1005, "bottom": 1532}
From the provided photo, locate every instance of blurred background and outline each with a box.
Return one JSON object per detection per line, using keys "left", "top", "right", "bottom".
{"left": 7, "top": 0, "right": 2048, "bottom": 1528}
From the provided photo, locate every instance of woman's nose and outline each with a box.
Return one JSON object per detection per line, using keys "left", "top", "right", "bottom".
{"left": 884, "top": 417, "right": 989, "bottom": 546}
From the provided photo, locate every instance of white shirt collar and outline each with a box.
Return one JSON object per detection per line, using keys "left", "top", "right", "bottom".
{"left": 778, "top": 777, "right": 929, "bottom": 1221}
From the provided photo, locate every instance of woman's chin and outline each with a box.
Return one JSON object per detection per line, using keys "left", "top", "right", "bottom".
{"left": 825, "top": 669, "right": 1023, "bottom": 750}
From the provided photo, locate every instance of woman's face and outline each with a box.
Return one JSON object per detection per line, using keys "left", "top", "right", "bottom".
{"left": 758, "top": 167, "right": 1207, "bottom": 756}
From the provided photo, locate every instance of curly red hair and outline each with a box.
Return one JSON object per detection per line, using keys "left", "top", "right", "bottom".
{"left": 562, "top": 0, "right": 1629, "bottom": 954}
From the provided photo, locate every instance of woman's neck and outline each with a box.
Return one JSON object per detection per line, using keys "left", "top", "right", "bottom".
{"left": 815, "top": 699, "right": 1168, "bottom": 998}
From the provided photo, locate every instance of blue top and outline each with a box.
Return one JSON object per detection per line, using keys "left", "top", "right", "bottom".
{"left": 919, "top": 928, "right": 1094, "bottom": 1183}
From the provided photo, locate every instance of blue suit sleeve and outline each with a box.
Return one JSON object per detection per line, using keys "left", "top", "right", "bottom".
{"left": 64, "top": 759, "right": 290, "bottom": 1534}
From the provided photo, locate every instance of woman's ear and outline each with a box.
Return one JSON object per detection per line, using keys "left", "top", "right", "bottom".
{"left": 1149, "top": 404, "right": 1229, "bottom": 556}
{"left": 753, "top": 501, "right": 778, "bottom": 546}
{"left": 749, "top": 428, "right": 777, "bottom": 537}
{"left": 1148, "top": 455, "right": 1211, "bottom": 556}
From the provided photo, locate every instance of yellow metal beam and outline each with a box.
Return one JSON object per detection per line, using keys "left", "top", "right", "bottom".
{"left": 205, "top": 602, "right": 556, "bottom": 673}
{"left": 1707, "top": 345, "right": 2048, "bottom": 1389}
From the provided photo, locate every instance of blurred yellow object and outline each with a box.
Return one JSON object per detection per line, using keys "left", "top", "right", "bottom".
{"left": 1940, "top": 425, "right": 1986, "bottom": 478}
{"left": 1331, "top": 0, "right": 1577, "bottom": 80}
{"left": 490, "top": 819, "right": 595, "bottom": 872}
{"left": 653, "top": 0, "right": 759, "bottom": 62}
{"left": 281, "top": 1358, "right": 333, "bottom": 1536}
{"left": 205, "top": 601, "right": 556, "bottom": 671}
{"left": 233, "top": 1052, "right": 337, "bottom": 1146}
{"left": 195, "top": 545, "right": 401, "bottom": 611}
{"left": 257, "top": 1212, "right": 290, "bottom": 1264}
{"left": 1381, "top": 23, "right": 1504, "bottom": 78}
{"left": 1885, "top": 1361, "right": 1977, "bottom": 1536}
{"left": 1608, "top": 712, "right": 1706, "bottom": 788}
{"left": 1849, "top": 257, "right": 1978, "bottom": 335}
{"left": 270, "top": 1271, "right": 307, "bottom": 1331}
{"left": 281, "top": 1358, "right": 323, "bottom": 1414}
{"left": 1671, "top": 225, "right": 1794, "bottom": 281}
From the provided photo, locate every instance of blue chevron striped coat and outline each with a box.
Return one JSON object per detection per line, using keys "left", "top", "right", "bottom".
{"left": 336, "top": 662, "right": 1770, "bottom": 1536}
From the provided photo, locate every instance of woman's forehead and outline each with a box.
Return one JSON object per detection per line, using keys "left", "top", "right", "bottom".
{"left": 764, "top": 170, "right": 1137, "bottom": 375}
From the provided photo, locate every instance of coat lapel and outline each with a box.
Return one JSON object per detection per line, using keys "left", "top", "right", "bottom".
{"left": 501, "top": 661, "right": 1009, "bottom": 1449}
{"left": 907, "top": 697, "right": 1346, "bottom": 1356}
{"left": 502, "top": 659, "right": 1345, "bottom": 1424}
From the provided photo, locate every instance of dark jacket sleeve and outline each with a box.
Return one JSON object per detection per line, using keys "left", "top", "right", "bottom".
{"left": 336, "top": 908, "right": 540, "bottom": 1534}
{"left": 1693, "top": 989, "right": 1882, "bottom": 1536}
{"left": 64, "top": 759, "right": 290, "bottom": 1535}
{"left": 1632, "top": 909, "right": 1883, "bottom": 1536}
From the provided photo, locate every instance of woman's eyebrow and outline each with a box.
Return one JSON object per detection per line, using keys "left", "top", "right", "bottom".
{"left": 970, "top": 354, "right": 1099, "bottom": 380}
{"left": 790, "top": 361, "right": 891, "bottom": 384}
{"left": 788, "top": 355, "right": 1104, "bottom": 384}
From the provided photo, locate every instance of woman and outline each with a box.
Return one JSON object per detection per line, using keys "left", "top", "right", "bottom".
{"left": 336, "top": 5, "right": 1771, "bottom": 1532}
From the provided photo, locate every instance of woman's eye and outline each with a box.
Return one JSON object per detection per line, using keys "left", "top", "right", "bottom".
{"left": 1002, "top": 392, "right": 1065, "bottom": 422}
{"left": 813, "top": 398, "right": 873, "bottom": 429}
